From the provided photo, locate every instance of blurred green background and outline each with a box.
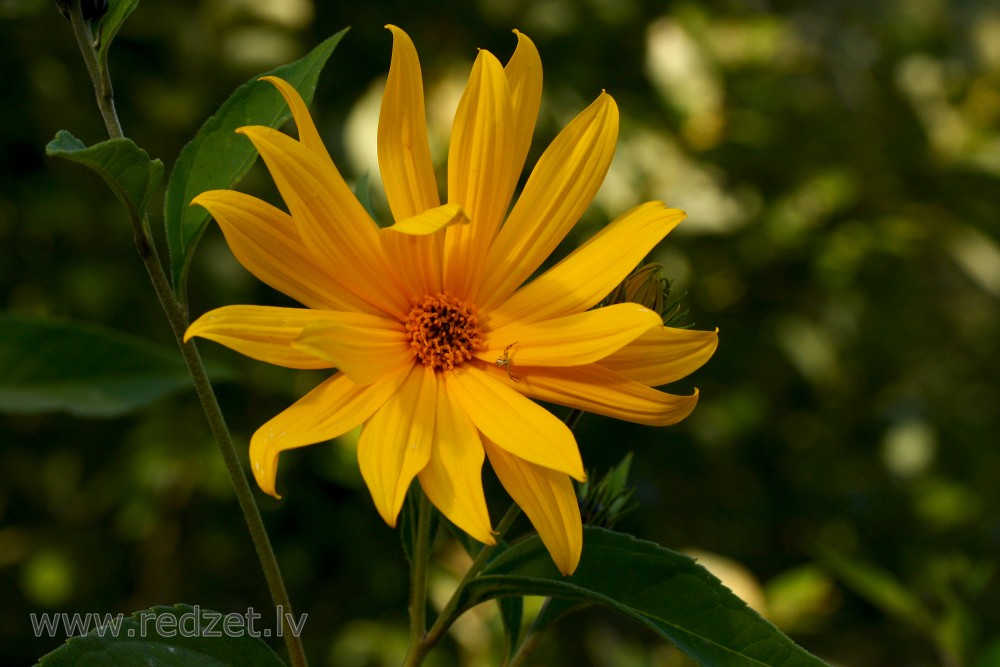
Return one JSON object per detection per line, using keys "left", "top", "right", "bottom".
{"left": 3, "top": 0, "right": 1000, "bottom": 665}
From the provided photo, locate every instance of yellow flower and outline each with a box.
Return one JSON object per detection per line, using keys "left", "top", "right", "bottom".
{"left": 185, "top": 26, "right": 717, "bottom": 575}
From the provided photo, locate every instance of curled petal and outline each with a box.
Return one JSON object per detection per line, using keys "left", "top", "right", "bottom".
{"left": 490, "top": 202, "right": 685, "bottom": 328}
{"left": 358, "top": 365, "right": 437, "bottom": 526}
{"left": 480, "top": 303, "right": 661, "bottom": 368}
{"left": 498, "top": 363, "right": 700, "bottom": 427}
{"left": 185, "top": 305, "right": 336, "bottom": 369}
{"left": 418, "top": 382, "right": 495, "bottom": 545}
{"left": 250, "top": 370, "right": 407, "bottom": 497}
{"left": 381, "top": 203, "right": 470, "bottom": 236}
{"left": 447, "top": 366, "right": 584, "bottom": 480}
{"left": 293, "top": 312, "right": 413, "bottom": 386}
{"left": 484, "top": 438, "right": 582, "bottom": 575}
{"left": 379, "top": 25, "right": 440, "bottom": 220}
{"left": 599, "top": 326, "right": 719, "bottom": 386}
{"left": 479, "top": 93, "right": 619, "bottom": 308}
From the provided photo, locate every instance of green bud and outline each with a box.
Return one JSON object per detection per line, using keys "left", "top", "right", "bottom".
{"left": 577, "top": 453, "right": 638, "bottom": 529}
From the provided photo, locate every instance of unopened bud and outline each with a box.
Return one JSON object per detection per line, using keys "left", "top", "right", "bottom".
{"left": 577, "top": 453, "right": 638, "bottom": 529}
{"left": 606, "top": 263, "right": 668, "bottom": 313}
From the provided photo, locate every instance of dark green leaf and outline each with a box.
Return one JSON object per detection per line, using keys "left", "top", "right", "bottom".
{"left": 35, "top": 603, "right": 286, "bottom": 666}
{"left": 46, "top": 130, "right": 163, "bottom": 222}
{"left": 96, "top": 0, "right": 139, "bottom": 66}
{"left": 164, "top": 28, "right": 347, "bottom": 296}
{"left": 463, "top": 527, "right": 829, "bottom": 667}
{"left": 0, "top": 314, "right": 222, "bottom": 417}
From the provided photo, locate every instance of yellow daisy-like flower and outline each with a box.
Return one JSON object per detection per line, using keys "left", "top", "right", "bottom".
{"left": 185, "top": 26, "right": 717, "bottom": 575}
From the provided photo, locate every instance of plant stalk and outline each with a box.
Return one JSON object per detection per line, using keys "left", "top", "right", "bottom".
{"left": 65, "top": 3, "right": 306, "bottom": 665}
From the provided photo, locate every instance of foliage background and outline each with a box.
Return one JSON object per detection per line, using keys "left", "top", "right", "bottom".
{"left": 2, "top": 0, "right": 1000, "bottom": 665}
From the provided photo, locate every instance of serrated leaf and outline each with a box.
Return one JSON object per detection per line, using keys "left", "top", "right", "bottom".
{"left": 96, "top": 0, "right": 139, "bottom": 66}
{"left": 46, "top": 130, "right": 163, "bottom": 222}
{"left": 164, "top": 28, "right": 347, "bottom": 296}
{"left": 34, "top": 603, "right": 286, "bottom": 666}
{"left": 0, "top": 314, "right": 225, "bottom": 417}
{"left": 462, "top": 527, "right": 829, "bottom": 667}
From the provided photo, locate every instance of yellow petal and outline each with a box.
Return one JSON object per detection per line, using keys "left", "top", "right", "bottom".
{"left": 185, "top": 305, "right": 336, "bottom": 369}
{"left": 418, "top": 381, "right": 495, "bottom": 545}
{"left": 483, "top": 438, "right": 582, "bottom": 575}
{"left": 237, "top": 125, "right": 408, "bottom": 318}
{"left": 479, "top": 303, "right": 661, "bottom": 368}
{"left": 293, "top": 312, "right": 413, "bottom": 386}
{"left": 444, "top": 50, "right": 514, "bottom": 299}
{"left": 250, "top": 370, "right": 407, "bottom": 497}
{"left": 490, "top": 202, "right": 685, "bottom": 328}
{"left": 508, "top": 363, "right": 700, "bottom": 426}
{"left": 447, "top": 365, "right": 585, "bottom": 480}
{"left": 599, "top": 326, "right": 719, "bottom": 386}
{"left": 358, "top": 365, "right": 437, "bottom": 526}
{"left": 504, "top": 29, "right": 542, "bottom": 191}
{"left": 378, "top": 25, "right": 440, "bottom": 220}
{"left": 259, "top": 76, "right": 331, "bottom": 163}
{"left": 478, "top": 93, "right": 619, "bottom": 309}
{"left": 192, "top": 190, "right": 377, "bottom": 314}
{"left": 381, "top": 203, "right": 469, "bottom": 235}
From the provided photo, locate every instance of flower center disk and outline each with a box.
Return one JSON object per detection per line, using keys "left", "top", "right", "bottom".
{"left": 404, "top": 293, "right": 484, "bottom": 371}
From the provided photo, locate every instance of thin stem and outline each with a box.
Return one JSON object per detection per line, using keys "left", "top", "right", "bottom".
{"left": 64, "top": 3, "right": 306, "bottom": 665}
{"left": 505, "top": 597, "right": 553, "bottom": 667}
{"left": 404, "top": 503, "right": 522, "bottom": 667}
{"left": 68, "top": 7, "right": 122, "bottom": 139}
{"left": 403, "top": 490, "right": 434, "bottom": 663}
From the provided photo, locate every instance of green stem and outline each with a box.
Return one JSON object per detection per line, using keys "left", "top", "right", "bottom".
{"left": 68, "top": 7, "right": 122, "bottom": 139}
{"left": 404, "top": 504, "right": 522, "bottom": 667}
{"left": 64, "top": 3, "right": 306, "bottom": 665}
{"left": 403, "top": 490, "right": 434, "bottom": 663}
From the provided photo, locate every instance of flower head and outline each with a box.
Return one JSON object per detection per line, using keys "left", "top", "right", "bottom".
{"left": 185, "top": 26, "right": 717, "bottom": 575}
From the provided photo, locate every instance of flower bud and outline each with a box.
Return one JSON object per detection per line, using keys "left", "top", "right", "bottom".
{"left": 577, "top": 453, "right": 638, "bottom": 529}
{"left": 606, "top": 263, "right": 668, "bottom": 314}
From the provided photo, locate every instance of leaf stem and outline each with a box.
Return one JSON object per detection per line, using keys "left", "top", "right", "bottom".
{"left": 63, "top": 3, "right": 307, "bottom": 665}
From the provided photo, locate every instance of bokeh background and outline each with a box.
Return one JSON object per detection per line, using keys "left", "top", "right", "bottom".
{"left": 3, "top": 0, "right": 1000, "bottom": 665}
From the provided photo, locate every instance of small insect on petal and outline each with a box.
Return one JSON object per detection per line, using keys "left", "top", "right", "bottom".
{"left": 495, "top": 342, "right": 520, "bottom": 382}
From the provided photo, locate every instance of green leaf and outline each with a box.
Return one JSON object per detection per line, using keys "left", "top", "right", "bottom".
{"left": 46, "top": 130, "right": 163, "bottom": 222}
{"left": 164, "top": 28, "right": 348, "bottom": 296}
{"left": 463, "top": 527, "right": 829, "bottom": 667}
{"left": 0, "top": 314, "right": 219, "bottom": 417}
{"left": 96, "top": 0, "right": 139, "bottom": 66}
{"left": 35, "top": 603, "right": 286, "bottom": 666}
